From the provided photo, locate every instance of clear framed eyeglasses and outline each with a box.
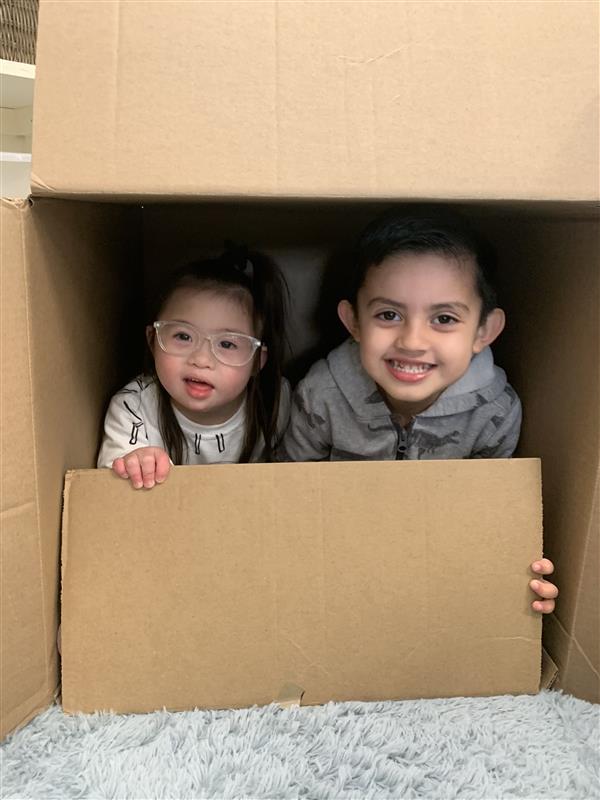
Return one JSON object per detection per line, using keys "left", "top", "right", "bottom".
{"left": 153, "top": 321, "right": 262, "bottom": 367}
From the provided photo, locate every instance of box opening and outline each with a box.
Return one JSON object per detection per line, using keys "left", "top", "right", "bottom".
{"left": 57, "top": 196, "right": 600, "bottom": 689}
{"left": 1, "top": 196, "right": 598, "bottom": 735}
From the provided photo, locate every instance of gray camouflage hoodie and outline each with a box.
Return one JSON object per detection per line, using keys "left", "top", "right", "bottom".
{"left": 278, "top": 339, "right": 521, "bottom": 461}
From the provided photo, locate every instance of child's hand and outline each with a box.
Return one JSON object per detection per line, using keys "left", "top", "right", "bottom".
{"left": 530, "top": 559, "right": 559, "bottom": 613}
{"left": 112, "top": 447, "right": 171, "bottom": 489}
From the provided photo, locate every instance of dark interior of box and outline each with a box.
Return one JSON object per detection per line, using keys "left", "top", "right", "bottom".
{"left": 29, "top": 197, "right": 598, "bottom": 663}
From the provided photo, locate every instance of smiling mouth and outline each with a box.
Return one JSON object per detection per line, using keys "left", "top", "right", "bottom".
{"left": 387, "top": 360, "right": 435, "bottom": 375}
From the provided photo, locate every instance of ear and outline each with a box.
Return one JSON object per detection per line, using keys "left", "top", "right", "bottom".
{"left": 251, "top": 345, "right": 267, "bottom": 375}
{"left": 472, "top": 308, "right": 505, "bottom": 353}
{"left": 145, "top": 325, "right": 155, "bottom": 350}
{"left": 337, "top": 299, "right": 360, "bottom": 341}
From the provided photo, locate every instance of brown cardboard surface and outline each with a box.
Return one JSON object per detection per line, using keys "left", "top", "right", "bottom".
{"left": 0, "top": 200, "right": 56, "bottom": 738}
{"left": 540, "top": 648, "right": 558, "bottom": 691}
{"left": 26, "top": 198, "right": 130, "bottom": 685}
{"left": 0, "top": 199, "right": 138, "bottom": 737}
{"left": 544, "top": 476, "right": 600, "bottom": 704}
{"left": 488, "top": 216, "right": 600, "bottom": 701}
{"left": 566, "top": 476, "right": 600, "bottom": 701}
{"left": 61, "top": 459, "right": 543, "bottom": 714}
{"left": 32, "top": 1, "right": 599, "bottom": 200}
{"left": 545, "top": 611, "right": 600, "bottom": 705}
{"left": 2, "top": 199, "right": 598, "bottom": 735}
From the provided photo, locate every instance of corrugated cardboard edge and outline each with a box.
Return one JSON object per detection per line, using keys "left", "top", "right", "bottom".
{"left": 21, "top": 198, "right": 61, "bottom": 715}
{"left": 29, "top": 173, "right": 56, "bottom": 196}
{"left": 540, "top": 647, "right": 559, "bottom": 690}
{"left": 26, "top": 180, "right": 600, "bottom": 204}
{"left": 56, "top": 470, "right": 78, "bottom": 705}
{"left": 60, "top": 471, "right": 75, "bottom": 587}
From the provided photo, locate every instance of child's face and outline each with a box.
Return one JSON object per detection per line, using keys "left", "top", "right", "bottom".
{"left": 148, "top": 287, "right": 263, "bottom": 425}
{"left": 338, "top": 252, "right": 504, "bottom": 418}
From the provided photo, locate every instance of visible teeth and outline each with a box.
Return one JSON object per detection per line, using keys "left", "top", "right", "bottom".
{"left": 391, "top": 361, "right": 431, "bottom": 373}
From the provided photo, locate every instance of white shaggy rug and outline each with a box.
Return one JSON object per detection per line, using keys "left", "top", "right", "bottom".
{"left": 1, "top": 690, "right": 599, "bottom": 800}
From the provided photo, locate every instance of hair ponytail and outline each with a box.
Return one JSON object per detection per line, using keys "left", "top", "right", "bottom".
{"left": 237, "top": 248, "right": 288, "bottom": 462}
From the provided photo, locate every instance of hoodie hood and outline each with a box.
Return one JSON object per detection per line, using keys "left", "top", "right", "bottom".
{"left": 327, "top": 339, "right": 508, "bottom": 420}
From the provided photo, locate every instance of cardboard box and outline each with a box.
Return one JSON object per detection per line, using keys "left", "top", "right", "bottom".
{"left": 2, "top": 0, "right": 598, "bottom": 738}
{"left": 2, "top": 198, "right": 597, "bottom": 739}
{"left": 31, "top": 0, "right": 599, "bottom": 201}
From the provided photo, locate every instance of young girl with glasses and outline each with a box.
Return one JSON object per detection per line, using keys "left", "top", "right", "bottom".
{"left": 98, "top": 245, "right": 290, "bottom": 489}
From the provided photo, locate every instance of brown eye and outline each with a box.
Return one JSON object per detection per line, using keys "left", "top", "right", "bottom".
{"left": 433, "top": 314, "right": 459, "bottom": 325}
{"left": 217, "top": 339, "right": 238, "bottom": 350}
{"left": 376, "top": 310, "right": 400, "bottom": 322}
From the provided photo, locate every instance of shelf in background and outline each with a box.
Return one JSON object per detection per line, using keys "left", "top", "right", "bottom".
{"left": 1, "top": 59, "right": 35, "bottom": 198}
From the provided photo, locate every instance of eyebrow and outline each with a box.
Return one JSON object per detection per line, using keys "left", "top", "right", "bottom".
{"left": 170, "top": 319, "right": 252, "bottom": 335}
{"left": 367, "top": 297, "right": 471, "bottom": 313}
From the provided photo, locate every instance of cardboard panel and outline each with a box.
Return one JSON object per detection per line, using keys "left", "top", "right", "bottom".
{"left": 0, "top": 510, "right": 53, "bottom": 738}
{"left": 544, "top": 478, "right": 600, "bottom": 704}
{"left": 488, "top": 216, "right": 600, "bottom": 698}
{"left": 1, "top": 199, "right": 139, "bottom": 738}
{"left": 61, "top": 459, "right": 542, "bottom": 714}
{"left": 32, "top": 1, "right": 598, "bottom": 200}
{"left": 0, "top": 200, "right": 55, "bottom": 738}
{"left": 27, "top": 198, "right": 141, "bottom": 679}
{"left": 568, "top": 477, "right": 600, "bottom": 701}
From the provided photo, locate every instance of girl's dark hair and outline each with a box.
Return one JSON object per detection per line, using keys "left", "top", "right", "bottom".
{"left": 348, "top": 208, "right": 499, "bottom": 322}
{"left": 147, "top": 244, "right": 288, "bottom": 465}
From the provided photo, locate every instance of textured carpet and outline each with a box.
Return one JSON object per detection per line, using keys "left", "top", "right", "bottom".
{"left": 1, "top": 690, "right": 598, "bottom": 800}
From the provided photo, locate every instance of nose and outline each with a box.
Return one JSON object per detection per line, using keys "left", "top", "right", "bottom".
{"left": 187, "top": 336, "right": 216, "bottom": 367}
{"left": 395, "top": 320, "right": 428, "bottom": 355}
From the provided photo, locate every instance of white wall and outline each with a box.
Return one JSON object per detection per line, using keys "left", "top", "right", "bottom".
{"left": 1, "top": 59, "right": 35, "bottom": 199}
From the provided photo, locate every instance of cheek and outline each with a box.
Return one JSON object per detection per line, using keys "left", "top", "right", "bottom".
{"left": 222, "top": 365, "right": 253, "bottom": 391}
{"left": 153, "top": 350, "right": 178, "bottom": 380}
{"left": 359, "top": 325, "right": 391, "bottom": 353}
{"left": 439, "top": 336, "right": 478, "bottom": 370}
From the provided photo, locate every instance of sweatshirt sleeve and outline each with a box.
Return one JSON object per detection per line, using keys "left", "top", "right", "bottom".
{"left": 471, "top": 386, "right": 522, "bottom": 458}
{"left": 276, "top": 377, "right": 332, "bottom": 462}
{"left": 97, "top": 384, "right": 149, "bottom": 468}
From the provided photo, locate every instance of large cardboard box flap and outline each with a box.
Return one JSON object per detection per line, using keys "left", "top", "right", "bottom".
{"left": 0, "top": 200, "right": 57, "bottom": 738}
{"left": 62, "top": 459, "right": 543, "bottom": 713}
{"left": 0, "top": 198, "right": 138, "bottom": 737}
{"left": 544, "top": 468, "right": 600, "bottom": 703}
{"left": 31, "top": 0, "right": 599, "bottom": 201}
